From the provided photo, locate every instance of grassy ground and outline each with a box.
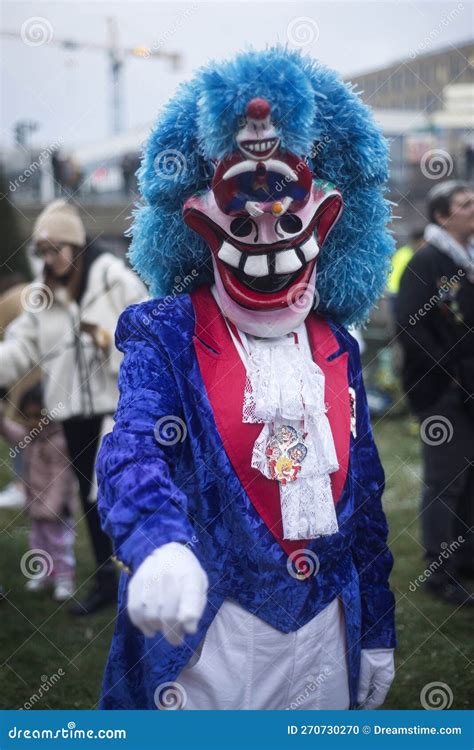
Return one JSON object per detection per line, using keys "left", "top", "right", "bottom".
{"left": 0, "top": 417, "right": 472, "bottom": 710}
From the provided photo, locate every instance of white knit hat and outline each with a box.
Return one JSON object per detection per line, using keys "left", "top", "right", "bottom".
{"left": 33, "top": 199, "right": 86, "bottom": 247}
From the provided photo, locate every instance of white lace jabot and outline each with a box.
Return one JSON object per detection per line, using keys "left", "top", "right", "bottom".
{"left": 226, "top": 320, "right": 340, "bottom": 541}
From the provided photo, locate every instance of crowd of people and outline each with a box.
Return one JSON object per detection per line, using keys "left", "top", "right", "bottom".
{"left": 0, "top": 181, "right": 472, "bottom": 620}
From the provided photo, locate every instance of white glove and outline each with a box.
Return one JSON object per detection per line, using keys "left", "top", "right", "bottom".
{"left": 127, "top": 542, "right": 208, "bottom": 645}
{"left": 245, "top": 200, "right": 264, "bottom": 217}
{"left": 356, "top": 648, "right": 395, "bottom": 709}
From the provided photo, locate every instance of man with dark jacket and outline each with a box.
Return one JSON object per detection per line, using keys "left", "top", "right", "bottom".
{"left": 396, "top": 181, "right": 474, "bottom": 606}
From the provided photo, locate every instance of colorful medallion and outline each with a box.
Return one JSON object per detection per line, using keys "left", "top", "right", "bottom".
{"left": 265, "top": 424, "right": 308, "bottom": 484}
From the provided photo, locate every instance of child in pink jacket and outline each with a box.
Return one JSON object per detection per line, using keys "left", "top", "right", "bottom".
{"left": 0, "top": 384, "right": 77, "bottom": 601}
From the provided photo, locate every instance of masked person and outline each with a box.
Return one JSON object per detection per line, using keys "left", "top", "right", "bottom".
{"left": 97, "top": 48, "right": 396, "bottom": 710}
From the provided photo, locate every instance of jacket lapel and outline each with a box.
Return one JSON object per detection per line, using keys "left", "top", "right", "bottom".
{"left": 305, "top": 314, "right": 350, "bottom": 508}
{"left": 191, "top": 286, "right": 350, "bottom": 556}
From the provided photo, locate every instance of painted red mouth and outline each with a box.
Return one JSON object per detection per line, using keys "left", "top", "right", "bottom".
{"left": 217, "top": 256, "right": 316, "bottom": 310}
{"left": 239, "top": 138, "right": 279, "bottom": 159}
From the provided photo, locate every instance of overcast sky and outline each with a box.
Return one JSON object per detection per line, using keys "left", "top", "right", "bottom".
{"left": 1, "top": 0, "right": 472, "bottom": 150}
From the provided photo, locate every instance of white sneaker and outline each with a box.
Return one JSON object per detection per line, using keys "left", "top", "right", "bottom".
{"left": 53, "top": 578, "right": 74, "bottom": 601}
{"left": 0, "top": 482, "right": 25, "bottom": 509}
{"left": 25, "top": 576, "right": 52, "bottom": 593}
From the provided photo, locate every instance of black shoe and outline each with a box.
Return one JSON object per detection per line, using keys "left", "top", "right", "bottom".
{"left": 425, "top": 578, "right": 474, "bottom": 607}
{"left": 69, "top": 568, "right": 118, "bottom": 617}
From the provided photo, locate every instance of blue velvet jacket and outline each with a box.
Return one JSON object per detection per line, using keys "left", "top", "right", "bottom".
{"left": 97, "top": 286, "right": 396, "bottom": 710}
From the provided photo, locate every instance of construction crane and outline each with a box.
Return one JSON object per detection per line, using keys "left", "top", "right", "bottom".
{"left": 2, "top": 17, "right": 182, "bottom": 135}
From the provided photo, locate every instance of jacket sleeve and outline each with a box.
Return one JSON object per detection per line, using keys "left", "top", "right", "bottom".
{"left": 81, "top": 257, "right": 148, "bottom": 376}
{"left": 348, "top": 334, "right": 397, "bottom": 649}
{"left": 0, "top": 311, "right": 41, "bottom": 388}
{"left": 80, "top": 257, "right": 148, "bottom": 328}
{"left": 395, "top": 252, "right": 459, "bottom": 397}
{"left": 96, "top": 304, "right": 196, "bottom": 573}
{"left": 110, "top": 263, "right": 148, "bottom": 312}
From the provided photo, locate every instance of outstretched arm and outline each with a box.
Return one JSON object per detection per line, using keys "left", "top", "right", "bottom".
{"left": 97, "top": 304, "right": 208, "bottom": 643}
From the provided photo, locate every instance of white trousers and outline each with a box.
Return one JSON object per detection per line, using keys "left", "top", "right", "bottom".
{"left": 177, "top": 596, "right": 350, "bottom": 710}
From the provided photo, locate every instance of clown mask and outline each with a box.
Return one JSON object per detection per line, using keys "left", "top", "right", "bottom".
{"left": 183, "top": 97, "right": 343, "bottom": 337}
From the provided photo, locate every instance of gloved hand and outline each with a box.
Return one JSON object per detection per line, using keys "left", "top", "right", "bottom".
{"left": 356, "top": 648, "right": 395, "bottom": 709}
{"left": 245, "top": 200, "right": 264, "bottom": 217}
{"left": 127, "top": 542, "right": 208, "bottom": 645}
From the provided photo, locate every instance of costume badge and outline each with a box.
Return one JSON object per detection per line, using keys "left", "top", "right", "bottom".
{"left": 349, "top": 387, "right": 356, "bottom": 437}
{"left": 265, "top": 424, "right": 308, "bottom": 484}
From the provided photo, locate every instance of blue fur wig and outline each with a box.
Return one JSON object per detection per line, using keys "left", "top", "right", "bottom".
{"left": 128, "top": 46, "right": 394, "bottom": 326}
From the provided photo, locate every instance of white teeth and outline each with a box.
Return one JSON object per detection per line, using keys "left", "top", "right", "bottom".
{"left": 245, "top": 140, "right": 274, "bottom": 154}
{"left": 217, "top": 242, "right": 241, "bottom": 268}
{"left": 242, "top": 253, "right": 269, "bottom": 277}
{"left": 299, "top": 236, "right": 320, "bottom": 261}
{"left": 219, "top": 241, "right": 309, "bottom": 278}
{"left": 274, "top": 249, "right": 303, "bottom": 274}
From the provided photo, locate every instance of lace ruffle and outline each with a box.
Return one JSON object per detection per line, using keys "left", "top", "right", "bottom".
{"left": 243, "top": 335, "right": 340, "bottom": 541}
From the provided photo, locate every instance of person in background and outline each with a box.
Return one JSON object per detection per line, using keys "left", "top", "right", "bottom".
{"left": 396, "top": 181, "right": 474, "bottom": 606}
{"left": 0, "top": 384, "right": 77, "bottom": 601}
{"left": 0, "top": 278, "right": 29, "bottom": 510}
{"left": 379, "top": 229, "right": 426, "bottom": 416}
{"left": 0, "top": 199, "right": 147, "bottom": 615}
{"left": 386, "top": 228, "right": 426, "bottom": 308}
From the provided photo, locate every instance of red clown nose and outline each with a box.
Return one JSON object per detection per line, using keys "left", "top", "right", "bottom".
{"left": 245, "top": 97, "right": 271, "bottom": 120}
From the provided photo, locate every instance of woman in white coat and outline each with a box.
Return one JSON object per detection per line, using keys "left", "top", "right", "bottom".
{"left": 0, "top": 199, "right": 147, "bottom": 614}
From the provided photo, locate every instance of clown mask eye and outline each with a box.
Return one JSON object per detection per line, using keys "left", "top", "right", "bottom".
{"left": 230, "top": 216, "right": 258, "bottom": 240}
{"left": 278, "top": 214, "right": 303, "bottom": 235}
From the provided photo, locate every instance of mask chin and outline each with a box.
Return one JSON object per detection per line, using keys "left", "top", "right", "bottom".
{"left": 212, "top": 256, "right": 317, "bottom": 338}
